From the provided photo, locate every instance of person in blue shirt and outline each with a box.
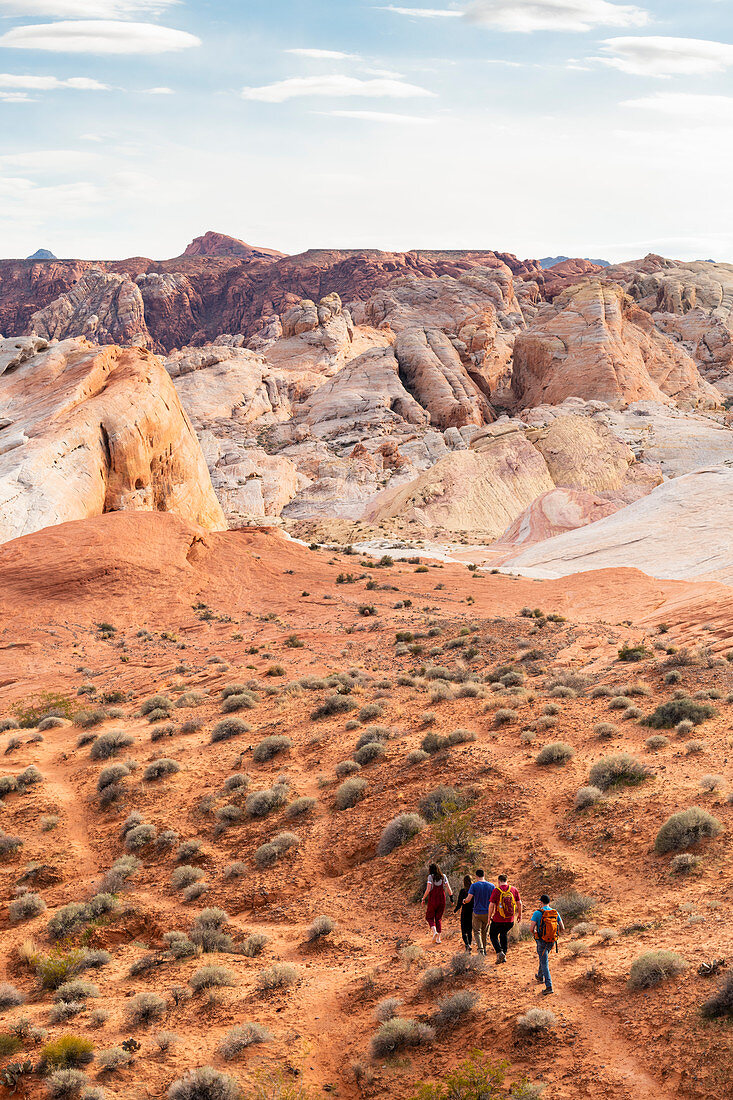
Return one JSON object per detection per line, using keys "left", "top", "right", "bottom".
{"left": 464, "top": 869, "right": 495, "bottom": 955}
{"left": 531, "top": 894, "right": 564, "bottom": 995}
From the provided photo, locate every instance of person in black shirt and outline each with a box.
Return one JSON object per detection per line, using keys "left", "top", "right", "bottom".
{"left": 454, "top": 874, "right": 474, "bottom": 952}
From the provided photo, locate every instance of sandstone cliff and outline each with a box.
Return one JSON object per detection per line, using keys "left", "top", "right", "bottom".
{"left": 0, "top": 336, "right": 225, "bottom": 544}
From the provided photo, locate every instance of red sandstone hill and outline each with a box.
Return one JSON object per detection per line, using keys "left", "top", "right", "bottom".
{"left": 181, "top": 231, "right": 286, "bottom": 261}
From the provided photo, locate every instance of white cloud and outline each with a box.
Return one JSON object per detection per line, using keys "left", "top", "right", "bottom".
{"left": 0, "top": 20, "right": 201, "bottom": 53}
{"left": 319, "top": 109, "right": 434, "bottom": 123}
{"left": 0, "top": 149, "right": 102, "bottom": 171}
{"left": 242, "top": 74, "right": 436, "bottom": 103}
{"left": 144, "top": 85, "right": 174, "bottom": 94}
{"left": 622, "top": 91, "right": 733, "bottom": 122}
{"left": 286, "top": 48, "right": 358, "bottom": 60}
{"left": 0, "top": 0, "right": 177, "bottom": 14}
{"left": 380, "top": 6, "right": 462, "bottom": 18}
{"left": 0, "top": 91, "right": 34, "bottom": 101}
{"left": 0, "top": 72, "right": 109, "bottom": 89}
{"left": 465, "top": 0, "right": 648, "bottom": 32}
{"left": 598, "top": 37, "right": 733, "bottom": 76}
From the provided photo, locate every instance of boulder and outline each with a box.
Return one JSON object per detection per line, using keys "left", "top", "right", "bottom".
{"left": 0, "top": 337, "right": 225, "bottom": 543}
{"left": 394, "top": 327, "right": 494, "bottom": 429}
{"left": 30, "top": 269, "right": 152, "bottom": 349}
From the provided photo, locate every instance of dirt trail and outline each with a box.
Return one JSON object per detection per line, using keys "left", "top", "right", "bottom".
{"left": 32, "top": 725, "right": 100, "bottom": 882}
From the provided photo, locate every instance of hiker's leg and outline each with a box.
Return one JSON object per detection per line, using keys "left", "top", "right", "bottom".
{"left": 500, "top": 923, "right": 512, "bottom": 955}
{"left": 489, "top": 921, "right": 502, "bottom": 956}
{"left": 434, "top": 905, "right": 444, "bottom": 934}
{"left": 472, "top": 914, "right": 484, "bottom": 952}
{"left": 538, "top": 943, "right": 552, "bottom": 990}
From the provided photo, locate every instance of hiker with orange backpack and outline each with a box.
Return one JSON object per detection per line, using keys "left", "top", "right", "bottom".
{"left": 531, "top": 893, "right": 564, "bottom": 995}
{"left": 487, "top": 874, "right": 522, "bottom": 964}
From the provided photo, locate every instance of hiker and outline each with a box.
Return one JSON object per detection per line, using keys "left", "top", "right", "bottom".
{"left": 487, "top": 873, "right": 522, "bottom": 964}
{"left": 531, "top": 893, "right": 564, "bottom": 995}
{"left": 454, "top": 874, "right": 474, "bottom": 952}
{"left": 421, "top": 862, "right": 453, "bottom": 944}
{"left": 465, "top": 869, "right": 494, "bottom": 955}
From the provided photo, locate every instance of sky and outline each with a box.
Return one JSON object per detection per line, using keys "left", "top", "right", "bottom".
{"left": 0, "top": 0, "right": 732, "bottom": 262}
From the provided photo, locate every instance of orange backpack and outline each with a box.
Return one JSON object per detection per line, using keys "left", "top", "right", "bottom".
{"left": 538, "top": 908, "right": 559, "bottom": 944}
{"left": 495, "top": 886, "right": 516, "bottom": 921}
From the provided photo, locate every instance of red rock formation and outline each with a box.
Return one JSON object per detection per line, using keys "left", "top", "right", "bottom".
{"left": 181, "top": 231, "right": 285, "bottom": 260}
{"left": 542, "top": 258, "right": 605, "bottom": 298}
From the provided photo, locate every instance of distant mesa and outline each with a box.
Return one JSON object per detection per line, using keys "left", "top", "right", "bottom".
{"left": 27, "top": 248, "right": 57, "bottom": 261}
{"left": 182, "top": 230, "right": 285, "bottom": 261}
{"left": 540, "top": 255, "right": 610, "bottom": 269}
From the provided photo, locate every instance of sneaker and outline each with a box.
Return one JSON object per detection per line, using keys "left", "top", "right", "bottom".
{"left": 436, "top": 936, "right": 442, "bottom": 944}
{"left": 535, "top": 974, "right": 544, "bottom": 984}
{"left": 541, "top": 988, "right": 554, "bottom": 996}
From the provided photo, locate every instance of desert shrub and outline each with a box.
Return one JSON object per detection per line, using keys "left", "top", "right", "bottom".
{"left": 335, "top": 760, "right": 360, "bottom": 778}
{"left": 252, "top": 735, "right": 291, "bottom": 763}
{"left": 701, "top": 973, "right": 733, "bottom": 1019}
{"left": 516, "top": 1007, "right": 556, "bottom": 1033}
{"left": 90, "top": 731, "right": 133, "bottom": 760}
{"left": 45, "top": 1069, "right": 89, "bottom": 1098}
{"left": 377, "top": 813, "right": 425, "bottom": 856}
{"left": 256, "top": 963, "right": 298, "bottom": 991}
{"left": 448, "top": 728, "right": 476, "bottom": 745}
{"left": 286, "top": 797, "right": 316, "bottom": 819}
{"left": 646, "top": 735, "right": 669, "bottom": 751}
{"left": 128, "top": 991, "right": 166, "bottom": 1026}
{"left": 0, "top": 829, "right": 23, "bottom": 855}
{"left": 40, "top": 1035, "right": 94, "bottom": 1069}
{"left": 375, "top": 997, "right": 403, "bottom": 1023}
{"left": 644, "top": 698, "right": 715, "bottom": 729}
{"left": 16, "top": 765, "right": 43, "bottom": 791}
{"left": 221, "top": 693, "right": 256, "bottom": 714}
{"left": 151, "top": 724, "right": 177, "bottom": 743}
{"left": 407, "top": 749, "right": 429, "bottom": 765}
{"left": 628, "top": 950, "right": 687, "bottom": 989}
{"left": 359, "top": 703, "right": 383, "bottom": 723}
{"left": 335, "top": 777, "right": 367, "bottom": 810}
{"left": 96, "top": 763, "right": 129, "bottom": 792}
{"left": 371, "top": 1018, "right": 434, "bottom": 1057}
{"left": 211, "top": 718, "right": 250, "bottom": 743}
{"left": 245, "top": 783, "right": 289, "bottom": 818}
{"left": 419, "top": 785, "right": 467, "bottom": 821}
{"left": 49, "top": 1001, "right": 84, "bottom": 1023}
{"left": 555, "top": 890, "right": 596, "bottom": 922}
{"left": 0, "top": 1033, "right": 22, "bottom": 1058}
{"left": 222, "top": 773, "right": 249, "bottom": 794}
{"left": 699, "top": 774, "right": 725, "bottom": 791}
{"left": 311, "top": 695, "right": 356, "bottom": 720}
{"left": 494, "top": 708, "right": 517, "bottom": 726}
{"left": 144, "top": 758, "right": 180, "bottom": 781}
{"left": 686, "top": 739, "right": 706, "bottom": 755}
{"left": 177, "top": 839, "right": 203, "bottom": 862}
{"left": 617, "top": 644, "right": 650, "bottom": 663}
{"left": 54, "top": 981, "right": 98, "bottom": 1003}
{"left": 622, "top": 705, "right": 643, "bottom": 720}
{"left": 356, "top": 725, "right": 390, "bottom": 748}
{"left": 223, "top": 861, "right": 245, "bottom": 880}
{"left": 0, "top": 982, "right": 25, "bottom": 1009}
{"left": 353, "top": 741, "right": 385, "bottom": 766}
{"left": 574, "top": 786, "right": 603, "bottom": 810}
{"left": 176, "top": 691, "right": 207, "bottom": 709}
{"left": 536, "top": 742, "right": 574, "bottom": 766}
{"left": 536, "top": 716, "right": 557, "bottom": 732}
{"left": 140, "top": 695, "right": 172, "bottom": 716}
{"left": 9, "top": 892, "right": 46, "bottom": 921}
{"left": 218, "top": 1023, "right": 272, "bottom": 1060}
{"left": 670, "top": 853, "right": 700, "bottom": 874}
{"left": 171, "top": 866, "right": 204, "bottom": 890}
{"left": 421, "top": 731, "right": 450, "bottom": 754}
{"left": 74, "top": 709, "right": 106, "bottom": 730}
{"left": 125, "top": 823, "right": 157, "bottom": 850}
{"left": 676, "top": 719, "right": 694, "bottom": 737}
{"left": 181, "top": 719, "right": 203, "bottom": 734}
{"left": 189, "top": 965, "right": 235, "bottom": 992}
{"left": 608, "top": 696, "right": 629, "bottom": 710}
{"left": 432, "top": 990, "right": 478, "bottom": 1029}
{"left": 588, "top": 753, "right": 649, "bottom": 790}
{"left": 254, "top": 831, "right": 299, "bottom": 869}
{"left": 0, "top": 774, "right": 17, "bottom": 797}
{"left": 167, "top": 1067, "right": 240, "bottom": 1100}
{"left": 654, "top": 808, "right": 723, "bottom": 853}
{"left": 97, "top": 1045, "right": 131, "bottom": 1072}
{"left": 306, "top": 915, "right": 334, "bottom": 942}
{"left": 238, "top": 933, "right": 269, "bottom": 958}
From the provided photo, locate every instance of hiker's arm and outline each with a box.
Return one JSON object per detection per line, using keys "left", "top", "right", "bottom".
{"left": 421, "top": 883, "right": 431, "bottom": 904}
{"left": 488, "top": 902, "right": 496, "bottom": 921}
{"left": 558, "top": 916, "right": 565, "bottom": 934}
{"left": 530, "top": 920, "right": 538, "bottom": 938}
{"left": 464, "top": 891, "right": 473, "bottom": 905}
{"left": 516, "top": 897, "right": 523, "bottom": 922}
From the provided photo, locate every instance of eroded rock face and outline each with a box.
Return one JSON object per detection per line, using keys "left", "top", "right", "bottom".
{"left": 394, "top": 328, "right": 494, "bottom": 429}
{"left": 512, "top": 280, "right": 721, "bottom": 410}
{"left": 30, "top": 269, "right": 152, "bottom": 349}
{"left": 0, "top": 337, "right": 225, "bottom": 543}
{"left": 528, "top": 414, "right": 642, "bottom": 495}
{"left": 494, "top": 488, "right": 622, "bottom": 550}
{"left": 366, "top": 430, "right": 554, "bottom": 536}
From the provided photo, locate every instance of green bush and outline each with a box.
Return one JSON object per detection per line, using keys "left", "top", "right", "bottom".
{"left": 419, "top": 786, "right": 466, "bottom": 821}
{"left": 618, "top": 644, "right": 650, "bottom": 662}
{"left": 335, "top": 777, "right": 367, "bottom": 810}
{"left": 252, "top": 735, "right": 291, "bottom": 763}
{"left": 211, "top": 718, "right": 250, "bottom": 743}
{"left": 371, "top": 1018, "right": 434, "bottom": 1058}
{"left": 311, "top": 695, "right": 356, "bottom": 720}
{"left": 643, "top": 698, "right": 715, "bottom": 729}
{"left": 588, "top": 753, "right": 649, "bottom": 791}
{"left": 654, "top": 808, "right": 723, "bottom": 853}
{"left": 628, "top": 950, "right": 687, "bottom": 989}
{"left": 40, "top": 1034, "right": 94, "bottom": 1069}
{"left": 536, "top": 742, "right": 575, "bottom": 766}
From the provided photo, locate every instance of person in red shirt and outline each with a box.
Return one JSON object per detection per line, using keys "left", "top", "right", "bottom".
{"left": 487, "top": 873, "right": 522, "bottom": 964}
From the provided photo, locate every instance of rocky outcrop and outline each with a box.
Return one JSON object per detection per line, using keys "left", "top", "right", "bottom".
{"left": 512, "top": 280, "right": 721, "bottom": 410}
{"left": 494, "top": 488, "right": 622, "bottom": 550}
{"left": 528, "top": 414, "right": 648, "bottom": 495}
{"left": 503, "top": 467, "right": 733, "bottom": 585}
{"left": 181, "top": 231, "right": 285, "bottom": 260}
{"left": 30, "top": 269, "right": 152, "bottom": 349}
{"left": 0, "top": 336, "right": 225, "bottom": 544}
{"left": 394, "top": 328, "right": 494, "bottom": 429}
{"left": 366, "top": 429, "right": 554, "bottom": 536}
